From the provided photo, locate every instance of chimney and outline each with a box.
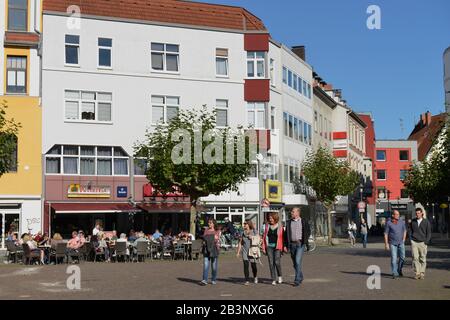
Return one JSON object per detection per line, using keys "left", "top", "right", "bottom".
{"left": 426, "top": 111, "right": 432, "bottom": 125}
{"left": 420, "top": 111, "right": 432, "bottom": 126}
{"left": 291, "top": 46, "right": 306, "bottom": 61}
{"left": 323, "top": 84, "right": 333, "bottom": 91}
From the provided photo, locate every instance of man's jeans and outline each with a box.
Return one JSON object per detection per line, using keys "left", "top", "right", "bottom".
{"left": 390, "top": 243, "right": 405, "bottom": 276}
{"left": 203, "top": 257, "right": 218, "bottom": 282}
{"left": 290, "top": 243, "right": 305, "bottom": 284}
{"left": 361, "top": 234, "right": 368, "bottom": 248}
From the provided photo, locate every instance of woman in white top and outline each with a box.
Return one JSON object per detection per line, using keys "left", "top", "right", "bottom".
{"left": 348, "top": 221, "right": 357, "bottom": 247}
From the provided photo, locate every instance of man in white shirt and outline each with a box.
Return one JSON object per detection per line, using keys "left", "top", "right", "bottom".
{"left": 92, "top": 224, "right": 100, "bottom": 236}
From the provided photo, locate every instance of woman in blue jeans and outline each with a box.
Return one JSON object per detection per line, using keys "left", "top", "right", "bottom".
{"left": 201, "top": 219, "right": 221, "bottom": 285}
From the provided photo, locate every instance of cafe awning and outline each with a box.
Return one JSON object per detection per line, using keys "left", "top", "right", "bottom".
{"left": 138, "top": 202, "right": 191, "bottom": 213}
{"left": 51, "top": 203, "right": 141, "bottom": 214}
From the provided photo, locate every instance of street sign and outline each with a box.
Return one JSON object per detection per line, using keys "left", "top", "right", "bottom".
{"left": 359, "top": 208, "right": 365, "bottom": 213}
{"left": 358, "top": 201, "right": 366, "bottom": 210}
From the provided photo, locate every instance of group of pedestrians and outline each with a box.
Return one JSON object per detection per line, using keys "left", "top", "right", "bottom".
{"left": 384, "top": 208, "right": 432, "bottom": 280}
{"left": 200, "top": 207, "right": 310, "bottom": 287}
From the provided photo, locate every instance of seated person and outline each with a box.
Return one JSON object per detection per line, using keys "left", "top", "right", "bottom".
{"left": 152, "top": 229, "right": 163, "bottom": 242}
{"left": 110, "top": 230, "right": 118, "bottom": 241}
{"left": 66, "top": 231, "right": 81, "bottom": 262}
{"left": 50, "top": 233, "right": 64, "bottom": 248}
{"left": 78, "top": 231, "right": 86, "bottom": 247}
{"left": 132, "top": 232, "right": 148, "bottom": 255}
{"left": 38, "top": 232, "right": 50, "bottom": 246}
{"left": 128, "top": 229, "right": 137, "bottom": 242}
{"left": 95, "top": 232, "right": 110, "bottom": 262}
{"left": 24, "top": 234, "right": 45, "bottom": 264}
{"left": 116, "top": 233, "right": 130, "bottom": 256}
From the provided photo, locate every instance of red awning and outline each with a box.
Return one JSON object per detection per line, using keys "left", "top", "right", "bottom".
{"left": 138, "top": 203, "right": 191, "bottom": 213}
{"left": 51, "top": 203, "right": 140, "bottom": 214}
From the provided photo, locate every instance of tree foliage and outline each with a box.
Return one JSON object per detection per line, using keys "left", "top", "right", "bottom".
{"left": 302, "top": 146, "right": 359, "bottom": 244}
{"left": 405, "top": 117, "right": 450, "bottom": 204}
{"left": 0, "top": 101, "right": 21, "bottom": 177}
{"left": 134, "top": 106, "right": 254, "bottom": 234}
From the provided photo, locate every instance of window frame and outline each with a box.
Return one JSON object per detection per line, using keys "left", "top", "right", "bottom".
{"left": 246, "top": 102, "right": 266, "bottom": 129}
{"left": 215, "top": 48, "right": 229, "bottom": 77}
{"left": 98, "top": 37, "right": 113, "bottom": 69}
{"left": 399, "top": 150, "right": 409, "bottom": 162}
{"left": 215, "top": 99, "right": 229, "bottom": 127}
{"left": 247, "top": 51, "right": 266, "bottom": 79}
{"left": 65, "top": 34, "right": 80, "bottom": 67}
{"left": 151, "top": 95, "right": 180, "bottom": 125}
{"left": 6, "top": 55, "right": 27, "bottom": 94}
{"left": 377, "top": 169, "right": 387, "bottom": 181}
{"left": 269, "top": 58, "right": 275, "bottom": 86}
{"left": 7, "top": 0, "right": 28, "bottom": 31}
{"left": 151, "top": 42, "right": 180, "bottom": 74}
{"left": 64, "top": 90, "right": 113, "bottom": 124}
{"left": 376, "top": 150, "right": 386, "bottom": 161}
{"left": 45, "top": 145, "right": 129, "bottom": 176}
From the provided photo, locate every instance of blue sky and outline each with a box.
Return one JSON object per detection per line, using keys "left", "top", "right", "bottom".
{"left": 199, "top": 0, "right": 450, "bottom": 139}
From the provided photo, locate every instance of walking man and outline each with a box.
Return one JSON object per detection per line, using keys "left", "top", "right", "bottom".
{"left": 409, "top": 208, "right": 432, "bottom": 280}
{"left": 284, "top": 207, "right": 310, "bottom": 287}
{"left": 360, "top": 218, "right": 369, "bottom": 248}
{"left": 384, "top": 210, "right": 407, "bottom": 279}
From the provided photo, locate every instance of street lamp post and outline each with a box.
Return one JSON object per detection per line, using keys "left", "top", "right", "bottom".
{"left": 387, "top": 189, "right": 392, "bottom": 214}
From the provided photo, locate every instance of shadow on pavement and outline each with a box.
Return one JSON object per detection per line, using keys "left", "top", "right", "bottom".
{"left": 340, "top": 271, "right": 392, "bottom": 278}
{"left": 177, "top": 278, "right": 205, "bottom": 286}
{"left": 443, "top": 285, "right": 450, "bottom": 289}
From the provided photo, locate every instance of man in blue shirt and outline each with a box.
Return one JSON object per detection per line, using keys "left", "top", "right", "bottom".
{"left": 384, "top": 210, "right": 407, "bottom": 279}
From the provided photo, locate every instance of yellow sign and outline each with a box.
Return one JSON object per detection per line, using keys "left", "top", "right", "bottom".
{"left": 68, "top": 184, "right": 111, "bottom": 198}
{"left": 265, "top": 180, "right": 282, "bottom": 203}
{"left": 440, "top": 203, "right": 449, "bottom": 209}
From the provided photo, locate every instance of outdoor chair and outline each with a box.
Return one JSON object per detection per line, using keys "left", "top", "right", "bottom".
{"left": 149, "top": 242, "right": 161, "bottom": 260}
{"left": 94, "top": 246, "right": 106, "bottom": 262}
{"left": 49, "top": 242, "right": 68, "bottom": 264}
{"left": 135, "top": 241, "right": 149, "bottom": 262}
{"left": 22, "top": 243, "right": 40, "bottom": 265}
{"left": 162, "top": 244, "right": 173, "bottom": 260}
{"left": 6, "top": 241, "right": 23, "bottom": 264}
{"left": 66, "top": 247, "right": 82, "bottom": 264}
{"left": 114, "top": 241, "right": 129, "bottom": 262}
{"left": 190, "top": 239, "right": 203, "bottom": 260}
{"left": 173, "top": 243, "right": 185, "bottom": 261}
{"left": 80, "top": 242, "right": 93, "bottom": 261}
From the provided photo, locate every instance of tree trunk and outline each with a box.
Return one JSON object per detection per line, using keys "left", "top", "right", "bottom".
{"left": 327, "top": 206, "right": 333, "bottom": 246}
{"left": 190, "top": 200, "right": 197, "bottom": 236}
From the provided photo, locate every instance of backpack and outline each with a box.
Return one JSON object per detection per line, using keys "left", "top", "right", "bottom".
{"left": 248, "top": 233, "right": 261, "bottom": 259}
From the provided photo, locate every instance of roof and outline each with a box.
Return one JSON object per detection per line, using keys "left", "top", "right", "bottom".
{"left": 43, "top": 0, "right": 267, "bottom": 32}
{"left": 408, "top": 113, "right": 448, "bottom": 161}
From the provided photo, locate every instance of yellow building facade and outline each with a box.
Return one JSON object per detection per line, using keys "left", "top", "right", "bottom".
{"left": 1, "top": 0, "right": 42, "bottom": 249}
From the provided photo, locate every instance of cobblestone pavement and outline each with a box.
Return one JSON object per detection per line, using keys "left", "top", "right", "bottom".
{"left": 0, "top": 239, "right": 449, "bottom": 300}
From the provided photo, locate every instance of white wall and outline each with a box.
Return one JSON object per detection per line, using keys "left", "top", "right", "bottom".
{"left": 21, "top": 199, "right": 42, "bottom": 235}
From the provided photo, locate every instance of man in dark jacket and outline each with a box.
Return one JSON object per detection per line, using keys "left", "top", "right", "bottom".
{"left": 284, "top": 207, "right": 311, "bottom": 287}
{"left": 409, "top": 208, "right": 432, "bottom": 280}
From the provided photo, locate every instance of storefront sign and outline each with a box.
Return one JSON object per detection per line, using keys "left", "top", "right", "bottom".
{"left": 117, "top": 186, "right": 128, "bottom": 198}
{"left": 390, "top": 203, "right": 408, "bottom": 210}
{"left": 67, "top": 184, "right": 111, "bottom": 198}
{"left": 143, "top": 184, "right": 187, "bottom": 197}
{"left": 265, "top": 180, "right": 282, "bottom": 203}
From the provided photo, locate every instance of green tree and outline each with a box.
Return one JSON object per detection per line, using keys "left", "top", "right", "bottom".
{"left": 0, "top": 101, "right": 21, "bottom": 177}
{"left": 302, "top": 146, "right": 359, "bottom": 245}
{"left": 405, "top": 117, "right": 450, "bottom": 204}
{"left": 134, "top": 106, "right": 254, "bottom": 235}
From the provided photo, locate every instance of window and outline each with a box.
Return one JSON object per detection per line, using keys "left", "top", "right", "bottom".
{"left": 45, "top": 145, "right": 129, "bottom": 176}
{"left": 215, "top": 99, "right": 228, "bottom": 127}
{"left": 400, "top": 189, "right": 409, "bottom": 199}
{"left": 247, "top": 102, "right": 265, "bottom": 128}
{"left": 303, "top": 122, "right": 308, "bottom": 144}
{"left": 400, "top": 169, "right": 408, "bottom": 181}
{"left": 247, "top": 52, "right": 265, "bottom": 78}
{"left": 297, "top": 76, "right": 303, "bottom": 95}
{"left": 8, "top": 0, "right": 27, "bottom": 31}
{"left": 288, "top": 70, "right": 292, "bottom": 87}
{"left": 65, "top": 90, "right": 112, "bottom": 122}
{"left": 284, "top": 164, "right": 289, "bottom": 183}
{"left": 313, "top": 111, "right": 318, "bottom": 133}
{"left": 377, "top": 170, "right": 386, "bottom": 180}
{"left": 293, "top": 118, "right": 299, "bottom": 141}
{"left": 308, "top": 124, "right": 312, "bottom": 145}
{"left": 216, "top": 48, "right": 228, "bottom": 76}
{"left": 151, "top": 95, "right": 180, "bottom": 124}
{"left": 283, "top": 112, "right": 288, "bottom": 136}
{"left": 376, "top": 150, "right": 386, "bottom": 161}
{"left": 249, "top": 164, "right": 258, "bottom": 178}
{"left": 282, "top": 67, "right": 287, "bottom": 84}
{"left": 98, "top": 38, "right": 112, "bottom": 68}
{"left": 307, "top": 84, "right": 312, "bottom": 99}
{"left": 289, "top": 165, "right": 295, "bottom": 183}
{"left": 270, "top": 106, "right": 276, "bottom": 130}
{"left": 6, "top": 56, "right": 27, "bottom": 94}
{"left": 302, "top": 80, "right": 307, "bottom": 97}
{"left": 298, "top": 119, "right": 304, "bottom": 142}
{"left": 151, "top": 43, "right": 179, "bottom": 72}
{"left": 399, "top": 150, "right": 409, "bottom": 161}
{"left": 65, "top": 35, "right": 80, "bottom": 65}
{"left": 288, "top": 115, "right": 294, "bottom": 138}
{"left": 269, "top": 58, "right": 275, "bottom": 85}
{"left": 293, "top": 74, "right": 298, "bottom": 91}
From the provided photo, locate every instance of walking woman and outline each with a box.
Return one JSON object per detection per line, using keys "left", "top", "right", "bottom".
{"left": 262, "top": 212, "right": 285, "bottom": 285}
{"left": 201, "top": 219, "right": 221, "bottom": 286}
{"left": 236, "top": 220, "right": 261, "bottom": 285}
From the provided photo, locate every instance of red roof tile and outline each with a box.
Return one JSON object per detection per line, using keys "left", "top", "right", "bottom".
{"left": 43, "top": 0, "right": 267, "bottom": 32}
{"left": 408, "top": 113, "right": 448, "bottom": 161}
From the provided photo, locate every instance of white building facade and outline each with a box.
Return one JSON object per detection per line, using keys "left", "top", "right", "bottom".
{"left": 41, "top": 0, "right": 314, "bottom": 235}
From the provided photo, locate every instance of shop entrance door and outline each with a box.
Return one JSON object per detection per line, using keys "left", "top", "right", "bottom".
{"left": 1, "top": 212, "right": 20, "bottom": 249}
